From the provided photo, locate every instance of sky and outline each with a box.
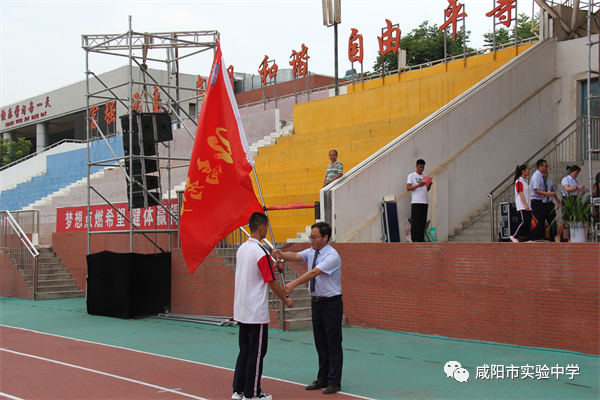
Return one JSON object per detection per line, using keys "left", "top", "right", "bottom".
{"left": 0, "top": 0, "right": 537, "bottom": 108}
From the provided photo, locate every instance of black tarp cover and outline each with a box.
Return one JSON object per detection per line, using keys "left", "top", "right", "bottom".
{"left": 86, "top": 251, "right": 171, "bottom": 319}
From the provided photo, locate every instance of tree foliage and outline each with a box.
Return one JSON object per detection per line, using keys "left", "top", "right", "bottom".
{"left": 483, "top": 13, "right": 538, "bottom": 47}
{"left": 0, "top": 138, "right": 33, "bottom": 167}
{"left": 373, "top": 21, "right": 474, "bottom": 73}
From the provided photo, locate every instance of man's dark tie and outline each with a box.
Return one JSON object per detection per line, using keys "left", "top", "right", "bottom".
{"left": 310, "top": 250, "right": 319, "bottom": 293}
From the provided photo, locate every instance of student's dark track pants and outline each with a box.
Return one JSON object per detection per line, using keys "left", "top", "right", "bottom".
{"left": 233, "top": 322, "right": 268, "bottom": 398}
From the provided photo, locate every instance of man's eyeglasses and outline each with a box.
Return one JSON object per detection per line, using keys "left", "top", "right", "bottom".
{"left": 310, "top": 235, "right": 322, "bottom": 241}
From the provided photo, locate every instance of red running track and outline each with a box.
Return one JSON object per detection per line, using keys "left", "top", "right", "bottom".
{"left": 0, "top": 325, "right": 366, "bottom": 400}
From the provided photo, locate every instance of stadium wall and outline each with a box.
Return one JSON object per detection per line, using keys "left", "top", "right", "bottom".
{"left": 0, "top": 248, "right": 33, "bottom": 300}
{"left": 234, "top": 75, "right": 338, "bottom": 106}
{"left": 49, "top": 232, "right": 599, "bottom": 355}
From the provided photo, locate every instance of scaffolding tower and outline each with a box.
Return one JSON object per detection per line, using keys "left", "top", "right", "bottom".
{"left": 81, "top": 16, "right": 218, "bottom": 253}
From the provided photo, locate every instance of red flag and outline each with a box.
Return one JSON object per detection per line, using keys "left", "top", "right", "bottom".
{"left": 180, "top": 41, "right": 263, "bottom": 275}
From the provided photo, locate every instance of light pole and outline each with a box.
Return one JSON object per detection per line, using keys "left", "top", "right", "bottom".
{"left": 322, "top": 0, "right": 341, "bottom": 96}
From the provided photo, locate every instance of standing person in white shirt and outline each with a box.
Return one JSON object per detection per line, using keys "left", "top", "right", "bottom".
{"left": 510, "top": 164, "right": 532, "bottom": 243}
{"left": 406, "top": 159, "right": 432, "bottom": 242}
{"left": 232, "top": 213, "right": 293, "bottom": 400}
{"left": 555, "top": 165, "right": 586, "bottom": 242}
{"left": 561, "top": 165, "right": 585, "bottom": 197}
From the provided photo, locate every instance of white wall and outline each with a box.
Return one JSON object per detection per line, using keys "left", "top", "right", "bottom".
{"left": 324, "top": 39, "right": 569, "bottom": 243}
{"left": 241, "top": 109, "right": 280, "bottom": 144}
{"left": 238, "top": 90, "right": 333, "bottom": 121}
{"left": 556, "top": 35, "right": 599, "bottom": 131}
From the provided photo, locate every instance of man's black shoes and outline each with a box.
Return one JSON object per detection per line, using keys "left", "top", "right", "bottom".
{"left": 323, "top": 383, "right": 341, "bottom": 394}
{"left": 305, "top": 380, "right": 328, "bottom": 390}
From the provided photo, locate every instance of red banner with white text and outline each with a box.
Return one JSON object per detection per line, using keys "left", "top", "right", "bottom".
{"left": 56, "top": 200, "right": 178, "bottom": 232}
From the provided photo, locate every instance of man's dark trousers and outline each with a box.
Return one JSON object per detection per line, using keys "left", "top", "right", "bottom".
{"left": 531, "top": 199, "right": 547, "bottom": 241}
{"left": 233, "top": 322, "right": 269, "bottom": 398}
{"left": 311, "top": 297, "right": 343, "bottom": 386}
{"left": 411, "top": 203, "right": 428, "bottom": 242}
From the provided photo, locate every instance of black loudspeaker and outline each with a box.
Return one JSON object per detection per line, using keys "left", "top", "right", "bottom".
{"left": 139, "top": 113, "right": 173, "bottom": 143}
{"left": 128, "top": 176, "right": 160, "bottom": 209}
{"left": 122, "top": 113, "right": 172, "bottom": 144}
{"left": 132, "top": 175, "right": 159, "bottom": 191}
{"left": 315, "top": 201, "right": 321, "bottom": 220}
{"left": 120, "top": 113, "right": 170, "bottom": 209}
{"left": 130, "top": 191, "right": 161, "bottom": 208}
{"left": 122, "top": 136, "right": 156, "bottom": 157}
{"left": 125, "top": 159, "right": 158, "bottom": 176}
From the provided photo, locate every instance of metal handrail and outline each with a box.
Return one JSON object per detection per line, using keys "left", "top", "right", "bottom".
{"left": 352, "top": 37, "right": 539, "bottom": 83}
{"left": 0, "top": 138, "right": 84, "bottom": 171}
{"left": 9, "top": 209, "right": 40, "bottom": 237}
{"left": 0, "top": 210, "right": 39, "bottom": 300}
{"left": 237, "top": 79, "right": 352, "bottom": 110}
{"left": 488, "top": 115, "right": 599, "bottom": 241}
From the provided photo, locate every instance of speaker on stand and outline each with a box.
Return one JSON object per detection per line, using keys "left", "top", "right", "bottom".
{"left": 121, "top": 113, "right": 173, "bottom": 209}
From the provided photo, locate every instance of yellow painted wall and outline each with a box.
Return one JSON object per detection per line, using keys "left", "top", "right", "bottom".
{"left": 251, "top": 43, "right": 536, "bottom": 242}
{"left": 294, "top": 43, "right": 535, "bottom": 134}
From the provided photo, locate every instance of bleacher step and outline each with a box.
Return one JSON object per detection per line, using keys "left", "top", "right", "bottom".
{"left": 31, "top": 245, "right": 84, "bottom": 300}
{"left": 284, "top": 307, "right": 312, "bottom": 320}
{"left": 287, "top": 316, "right": 348, "bottom": 331}
{"left": 37, "top": 278, "right": 78, "bottom": 286}
{"left": 37, "top": 291, "right": 84, "bottom": 300}
{"left": 38, "top": 273, "right": 73, "bottom": 281}
{"left": 37, "top": 284, "right": 82, "bottom": 293}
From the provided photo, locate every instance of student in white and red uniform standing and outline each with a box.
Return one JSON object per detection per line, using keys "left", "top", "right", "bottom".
{"left": 511, "top": 164, "right": 532, "bottom": 243}
{"left": 232, "top": 213, "right": 293, "bottom": 400}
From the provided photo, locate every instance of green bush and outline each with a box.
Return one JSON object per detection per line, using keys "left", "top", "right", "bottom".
{"left": 0, "top": 138, "right": 33, "bottom": 167}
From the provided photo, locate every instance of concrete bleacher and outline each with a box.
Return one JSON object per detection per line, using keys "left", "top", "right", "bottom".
{"left": 0, "top": 137, "right": 123, "bottom": 212}
{"left": 250, "top": 43, "right": 536, "bottom": 241}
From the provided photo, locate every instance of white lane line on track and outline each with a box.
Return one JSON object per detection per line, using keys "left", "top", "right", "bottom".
{"left": 0, "top": 348, "right": 209, "bottom": 400}
{"left": 0, "top": 324, "right": 376, "bottom": 400}
{"left": 0, "top": 392, "right": 25, "bottom": 400}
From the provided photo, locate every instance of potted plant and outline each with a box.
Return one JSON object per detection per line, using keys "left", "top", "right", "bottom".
{"left": 560, "top": 194, "right": 592, "bottom": 242}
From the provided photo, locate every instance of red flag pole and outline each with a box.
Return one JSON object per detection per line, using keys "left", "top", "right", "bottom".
{"left": 252, "top": 167, "right": 276, "bottom": 247}
{"left": 252, "top": 167, "right": 286, "bottom": 285}
{"left": 253, "top": 166, "right": 288, "bottom": 333}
